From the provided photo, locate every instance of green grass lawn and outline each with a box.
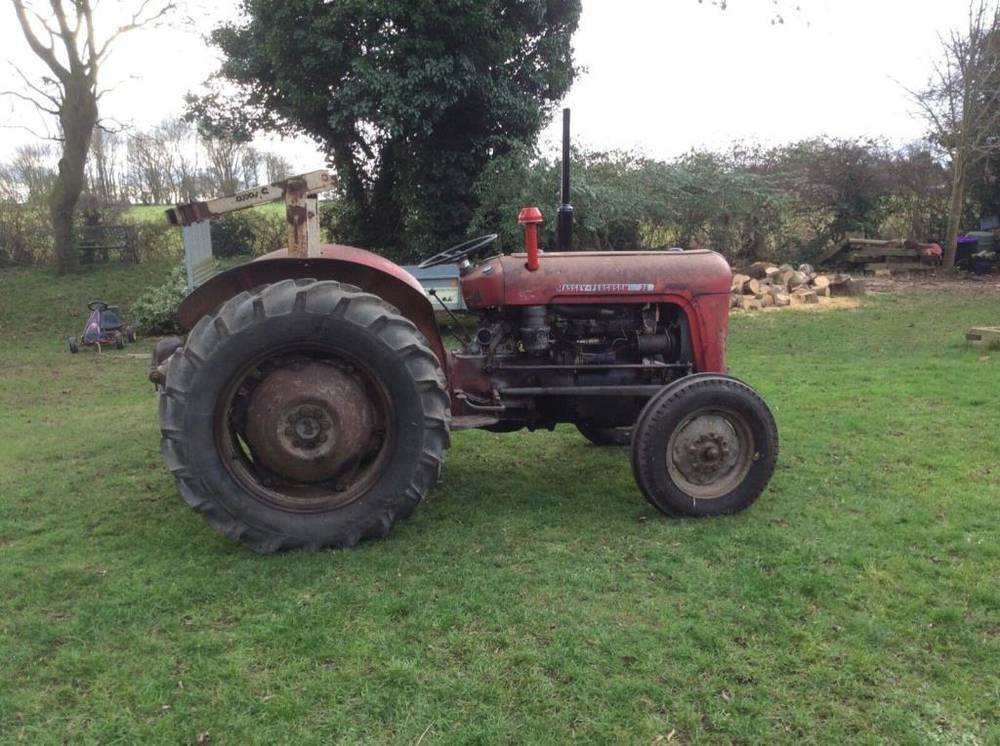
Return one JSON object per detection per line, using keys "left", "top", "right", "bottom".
{"left": 0, "top": 265, "right": 997, "bottom": 744}
{"left": 123, "top": 203, "right": 286, "bottom": 223}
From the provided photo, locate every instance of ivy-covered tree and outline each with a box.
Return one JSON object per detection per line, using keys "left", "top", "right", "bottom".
{"left": 193, "top": 0, "right": 581, "bottom": 258}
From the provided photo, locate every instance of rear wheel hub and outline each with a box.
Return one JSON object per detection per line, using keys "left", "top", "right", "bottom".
{"left": 245, "top": 362, "right": 377, "bottom": 484}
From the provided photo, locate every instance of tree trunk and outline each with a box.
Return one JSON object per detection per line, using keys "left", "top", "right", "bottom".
{"left": 328, "top": 142, "right": 370, "bottom": 244}
{"left": 943, "top": 152, "right": 967, "bottom": 270}
{"left": 368, "top": 141, "right": 405, "bottom": 251}
{"left": 49, "top": 80, "right": 98, "bottom": 273}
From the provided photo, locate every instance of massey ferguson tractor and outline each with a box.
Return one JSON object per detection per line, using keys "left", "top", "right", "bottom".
{"left": 153, "top": 112, "right": 778, "bottom": 553}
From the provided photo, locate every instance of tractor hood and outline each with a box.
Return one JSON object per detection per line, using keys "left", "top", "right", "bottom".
{"left": 461, "top": 249, "right": 732, "bottom": 308}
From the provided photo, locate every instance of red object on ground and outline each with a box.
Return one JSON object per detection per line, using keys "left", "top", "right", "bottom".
{"left": 518, "top": 207, "right": 543, "bottom": 271}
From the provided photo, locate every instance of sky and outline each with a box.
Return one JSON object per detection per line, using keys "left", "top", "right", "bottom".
{"left": 0, "top": 0, "right": 975, "bottom": 172}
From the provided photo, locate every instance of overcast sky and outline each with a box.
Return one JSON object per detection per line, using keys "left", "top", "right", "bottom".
{"left": 0, "top": 0, "right": 974, "bottom": 171}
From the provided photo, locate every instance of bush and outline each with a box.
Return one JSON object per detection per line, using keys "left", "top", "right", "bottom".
{"left": 0, "top": 204, "right": 52, "bottom": 265}
{"left": 135, "top": 221, "right": 184, "bottom": 263}
{"left": 210, "top": 214, "right": 257, "bottom": 257}
{"left": 471, "top": 147, "right": 791, "bottom": 262}
{"left": 244, "top": 209, "right": 286, "bottom": 256}
{"left": 131, "top": 265, "right": 189, "bottom": 334}
{"left": 210, "top": 210, "right": 286, "bottom": 258}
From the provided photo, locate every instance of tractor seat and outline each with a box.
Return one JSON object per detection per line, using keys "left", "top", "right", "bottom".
{"left": 100, "top": 305, "right": 125, "bottom": 332}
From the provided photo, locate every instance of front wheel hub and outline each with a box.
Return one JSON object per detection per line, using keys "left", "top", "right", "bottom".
{"left": 245, "top": 362, "right": 377, "bottom": 483}
{"left": 667, "top": 410, "right": 752, "bottom": 498}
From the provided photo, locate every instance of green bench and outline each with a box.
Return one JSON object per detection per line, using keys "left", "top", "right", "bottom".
{"left": 79, "top": 225, "right": 139, "bottom": 264}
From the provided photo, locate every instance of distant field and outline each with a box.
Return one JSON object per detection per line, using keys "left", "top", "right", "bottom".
{"left": 0, "top": 264, "right": 997, "bottom": 743}
{"left": 123, "top": 202, "right": 286, "bottom": 224}
{"left": 122, "top": 204, "right": 171, "bottom": 223}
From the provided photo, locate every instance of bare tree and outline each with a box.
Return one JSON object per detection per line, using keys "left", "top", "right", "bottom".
{"left": 204, "top": 137, "right": 250, "bottom": 194}
{"left": 240, "top": 145, "right": 262, "bottom": 190}
{"left": 160, "top": 118, "right": 200, "bottom": 202}
{"left": 127, "top": 130, "right": 173, "bottom": 204}
{"left": 911, "top": 1, "right": 1000, "bottom": 268}
{"left": 7, "top": 144, "right": 56, "bottom": 203}
{"left": 262, "top": 152, "right": 294, "bottom": 183}
{"left": 87, "top": 127, "right": 127, "bottom": 205}
{"left": 5, "top": 0, "right": 173, "bottom": 271}
{"left": 125, "top": 118, "right": 203, "bottom": 204}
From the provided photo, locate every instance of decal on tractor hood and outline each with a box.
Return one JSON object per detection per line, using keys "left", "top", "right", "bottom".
{"left": 557, "top": 282, "right": 655, "bottom": 293}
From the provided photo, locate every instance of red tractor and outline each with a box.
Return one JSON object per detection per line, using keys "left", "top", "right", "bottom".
{"left": 154, "top": 117, "right": 777, "bottom": 553}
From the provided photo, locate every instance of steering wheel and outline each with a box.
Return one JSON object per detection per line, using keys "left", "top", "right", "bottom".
{"left": 88, "top": 300, "right": 109, "bottom": 312}
{"left": 419, "top": 234, "right": 498, "bottom": 269}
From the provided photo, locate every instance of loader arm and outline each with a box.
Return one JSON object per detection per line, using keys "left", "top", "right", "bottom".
{"left": 166, "top": 170, "right": 335, "bottom": 265}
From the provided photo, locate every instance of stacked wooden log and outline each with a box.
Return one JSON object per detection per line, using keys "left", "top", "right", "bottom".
{"left": 730, "top": 261, "right": 864, "bottom": 311}
{"left": 817, "top": 238, "right": 935, "bottom": 273}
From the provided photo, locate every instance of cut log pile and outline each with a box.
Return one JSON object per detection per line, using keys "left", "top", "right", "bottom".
{"left": 730, "top": 261, "right": 864, "bottom": 311}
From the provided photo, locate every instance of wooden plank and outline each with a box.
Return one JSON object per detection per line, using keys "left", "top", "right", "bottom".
{"left": 816, "top": 242, "right": 847, "bottom": 264}
{"left": 848, "top": 247, "right": 923, "bottom": 259}
{"left": 864, "top": 262, "right": 931, "bottom": 272}
{"left": 966, "top": 327, "right": 1000, "bottom": 348}
{"left": 844, "top": 238, "right": 906, "bottom": 248}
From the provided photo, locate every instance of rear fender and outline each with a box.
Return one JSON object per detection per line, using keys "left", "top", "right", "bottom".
{"left": 176, "top": 246, "right": 448, "bottom": 378}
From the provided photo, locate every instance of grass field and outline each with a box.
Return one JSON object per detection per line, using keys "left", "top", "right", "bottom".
{"left": 123, "top": 203, "right": 286, "bottom": 223}
{"left": 0, "top": 263, "right": 997, "bottom": 744}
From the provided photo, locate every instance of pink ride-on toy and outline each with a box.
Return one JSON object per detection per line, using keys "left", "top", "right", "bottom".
{"left": 68, "top": 301, "right": 136, "bottom": 353}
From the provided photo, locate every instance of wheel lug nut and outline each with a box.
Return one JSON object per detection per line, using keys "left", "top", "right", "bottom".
{"left": 285, "top": 426, "right": 294, "bottom": 436}
{"left": 293, "top": 439, "right": 303, "bottom": 448}
{"left": 318, "top": 433, "right": 328, "bottom": 443}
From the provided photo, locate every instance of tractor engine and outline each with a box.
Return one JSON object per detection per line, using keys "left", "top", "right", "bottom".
{"left": 467, "top": 303, "right": 685, "bottom": 369}
{"left": 448, "top": 243, "right": 733, "bottom": 431}
{"left": 452, "top": 296, "right": 698, "bottom": 431}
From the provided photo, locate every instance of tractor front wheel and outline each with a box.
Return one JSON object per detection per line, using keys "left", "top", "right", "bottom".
{"left": 631, "top": 374, "right": 777, "bottom": 516}
{"left": 158, "top": 279, "right": 450, "bottom": 552}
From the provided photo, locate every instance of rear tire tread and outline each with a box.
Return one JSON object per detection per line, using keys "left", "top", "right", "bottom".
{"left": 159, "top": 279, "right": 450, "bottom": 552}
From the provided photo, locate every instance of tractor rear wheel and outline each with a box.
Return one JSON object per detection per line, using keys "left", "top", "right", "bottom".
{"left": 158, "top": 279, "right": 450, "bottom": 552}
{"left": 576, "top": 424, "right": 631, "bottom": 446}
{"left": 631, "top": 374, "right": 777, "bottom": 516}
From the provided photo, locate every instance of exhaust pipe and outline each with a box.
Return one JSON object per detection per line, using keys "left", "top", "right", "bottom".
{"left": 556, "top": 108, "right": 574, "bottom": 252}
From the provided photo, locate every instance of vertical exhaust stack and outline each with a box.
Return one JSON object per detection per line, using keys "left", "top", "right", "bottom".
{"left": 557, "top": 108, "right": 574, "bottom": 252}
